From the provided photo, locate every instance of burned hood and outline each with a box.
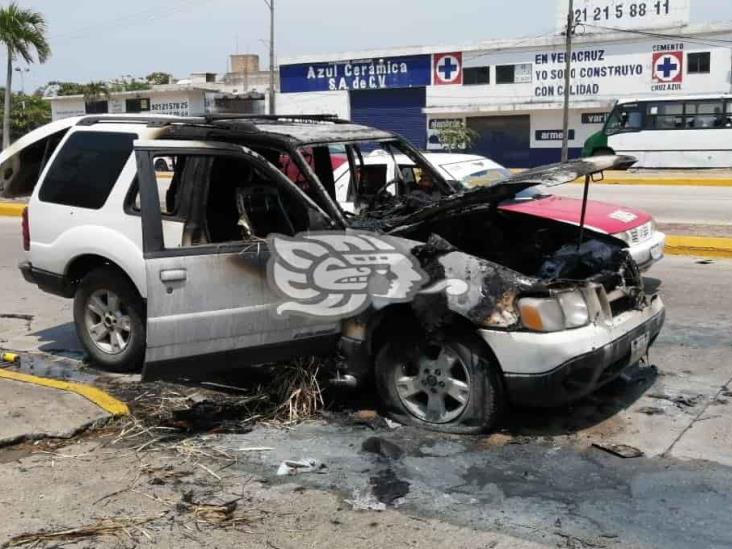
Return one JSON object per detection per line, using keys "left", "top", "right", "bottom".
{"left": 356, "top": 155, "right": 636, "bottom": 233}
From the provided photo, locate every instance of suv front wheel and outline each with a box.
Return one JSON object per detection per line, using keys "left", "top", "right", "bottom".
{"left": 73, "top": 267, "right": 146, "bottom": 372}
{"left": 375, "top": 331, "right": 504, "bottom": 434}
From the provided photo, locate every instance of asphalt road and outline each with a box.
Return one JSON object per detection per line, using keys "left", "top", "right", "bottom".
{"left": 553, "top": 183, "right": 732, "bottom": 227}
{"left": 2, "top": 217, "right": 732, "bottom": 547}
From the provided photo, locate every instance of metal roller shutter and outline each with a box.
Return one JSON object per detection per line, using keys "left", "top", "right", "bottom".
{"left": 350, "top": 88, "right": 426, "bottom": 149}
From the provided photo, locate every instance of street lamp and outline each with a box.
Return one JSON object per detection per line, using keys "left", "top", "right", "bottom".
{"left": 263, "top": 0, "right": 275, "bottom": 114}
{"left": 14, "top": 67, "right": 29, "bottom": 95}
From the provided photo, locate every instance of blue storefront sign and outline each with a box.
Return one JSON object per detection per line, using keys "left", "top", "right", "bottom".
{"left": 280, "top": 54, "right": 432, "bottom": 93}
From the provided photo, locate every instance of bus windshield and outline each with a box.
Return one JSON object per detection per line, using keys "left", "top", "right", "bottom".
{"left": 605, "top": 103, "right": 642, "bottom": 134}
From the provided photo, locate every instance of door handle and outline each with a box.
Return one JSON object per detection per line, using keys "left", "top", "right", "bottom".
{"left": 160, "top": 269, "right": 187, "bottom": 283}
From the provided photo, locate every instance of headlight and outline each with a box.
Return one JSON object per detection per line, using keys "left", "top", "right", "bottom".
{"left": 613, "top": 220, "right": 656, "bottom": 245}
{"left": 613, "top": 230, "right": 632, "bottom": 245}
{"left": 518, "top": 290, "right": 590, "bottom": 332}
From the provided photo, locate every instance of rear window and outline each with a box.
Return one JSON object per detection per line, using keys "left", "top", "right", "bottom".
{"left": 39, "top": 131, "right": 135, "bottom": 209}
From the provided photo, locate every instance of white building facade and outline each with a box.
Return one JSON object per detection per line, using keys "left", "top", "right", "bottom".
{"left": 277, "top": 16, "right": 732, "bottom": 167}
{"left": 48, "top": 54, "right": 272, "bottom": 122}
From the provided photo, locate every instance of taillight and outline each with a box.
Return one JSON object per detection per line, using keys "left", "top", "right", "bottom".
{"left": 21, "top": 207, "right": 29, "bottom": 251}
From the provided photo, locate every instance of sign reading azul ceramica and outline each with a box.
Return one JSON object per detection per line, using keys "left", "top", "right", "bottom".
{"left": 279, "top": 54, "right": 431, "bottom": 93}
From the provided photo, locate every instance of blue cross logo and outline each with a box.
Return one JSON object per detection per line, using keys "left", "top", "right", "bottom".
{"left": 438, "top": 56, "right": 459, "bottom": 81}
{"left": 656, "top": 56, "right": 678, "bottom": 79}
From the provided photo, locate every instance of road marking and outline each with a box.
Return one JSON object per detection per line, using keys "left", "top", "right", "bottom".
{"left": 666, "top": 235, "right": 732, "bottom": 259}
{"left": 0, "top": 203, "right": 24, "bottom": 217}
{"left": 0, "top": 368, "right": 129, "bottom": 416}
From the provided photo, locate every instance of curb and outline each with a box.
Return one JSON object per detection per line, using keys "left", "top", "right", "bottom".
{"left": 0, "top": 203, "right": 24, "bottom": 217}
{"left": 572, "top": 176, "right": 732, "bottom": 187}
{"left": 665, "top": 235, "right": 732, "bottom": 259}
{"left": 0, "top": 368, "right": 129, "bottom": 416}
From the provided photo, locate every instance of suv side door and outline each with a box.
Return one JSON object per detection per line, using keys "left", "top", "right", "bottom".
{"left": 135, "top": 139, "right": 340, "bottom": 379}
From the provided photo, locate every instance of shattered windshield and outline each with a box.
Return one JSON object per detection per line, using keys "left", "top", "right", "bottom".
{"left": 301, "top": 139, "right": 448, "bottom": 216}
{"left": 442, "top": 160, "right": 512, "bottom": 188}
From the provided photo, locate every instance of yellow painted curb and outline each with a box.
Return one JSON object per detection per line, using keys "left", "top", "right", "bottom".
{"left": 666, "top": 235, "right": 732, "bottom": 259}
{"left": 571, "top": 177, "right": 732, "bottom": 187}
{"left": 0, "top": 203, "right": 25, "bottom": 217}
{"left": 508, "top": 168, "right": 732, "bottom": 187}
{"left": 0, "top": 368, "right": 129, "bottom": 416}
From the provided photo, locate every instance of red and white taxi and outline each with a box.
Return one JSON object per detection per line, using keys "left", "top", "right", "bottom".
{"left": 333, "top": 152, "right": 665, "bottom": 271}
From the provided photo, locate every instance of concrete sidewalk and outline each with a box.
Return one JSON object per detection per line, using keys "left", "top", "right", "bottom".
{"left": 0, "top": 367, "right": 128, "bottom": 446}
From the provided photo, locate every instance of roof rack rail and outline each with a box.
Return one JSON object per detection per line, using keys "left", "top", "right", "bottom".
{"left": 76, "top": 115, "right": 204, "bottom": 127}
{"left": 204, "top": 113, "right": 348, "bottom": 124}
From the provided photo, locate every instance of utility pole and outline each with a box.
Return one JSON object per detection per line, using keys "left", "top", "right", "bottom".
{"left": 561, "top": 0, "right": 574, "bottom": 162}
{"left": 265, "top": 0, "right": 276, "bottom": 115}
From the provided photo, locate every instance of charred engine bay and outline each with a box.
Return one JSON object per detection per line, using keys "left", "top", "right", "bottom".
{"left": 397, "top": 207, "right": 628, "bottom": 282}
{"left": 354, "top": 198, "right": 644, "bottom": 330}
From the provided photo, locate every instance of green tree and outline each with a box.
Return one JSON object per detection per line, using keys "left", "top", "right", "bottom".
{"left": 145, "top": 72, "right": 172, "bottom": 85}
{"left": 108, "top": 77, "right": 150, "bottom": 93}
{"left": 0, "top": 89, "right": 51, "bottom": 139}
{"left": 0, "top": 2, "right": 50, "bottom": 148}
{"left": 82, "top": 81, "right": 110, "bottom": 104}
{"left": 45, "top": 80, "right": 87, "bottom": 96}
{"left": 436, "top": 123, "right": 479, "bottom": 153}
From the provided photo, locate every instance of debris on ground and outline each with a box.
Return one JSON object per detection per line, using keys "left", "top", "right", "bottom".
{"left": 369, "top": 469, "right": 410, "bottom": 506}
{"left": 175, "top": 490, "right": 255, "bottom": 528}
{"left": 103, "top": 356, "right": 332, "bottom": 453}
{"left": 361, "top": 436, "right": 405, "bottom": 460}
{"left": 350, "top": 409, "right": 401, "bottom": 431}
{"left": 1, "top": 351, "right": 19, "bottom": 364}
{"left": 267, "top": 357, "right": 325, "bottom": 423}
{"left": 2, "top": 513, "right": 166, "bottom": 547}
{"left": 637, "top": 406, "right": 666, "bottom": 416}
{"left": 647, "top": 392, "right": 704, "bottom": 408}
{"left": 276, "top": 458, "right": 325, "bottom": 476}
{"left": 344, "top": 490, "right": 387, "bottom": 512}
{"left": 592, "top": 442, "right": 644, "bottom": 458}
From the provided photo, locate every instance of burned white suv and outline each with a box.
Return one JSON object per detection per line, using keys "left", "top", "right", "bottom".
{"left": 2, "top": 114, "right": 664, "bottom": 433}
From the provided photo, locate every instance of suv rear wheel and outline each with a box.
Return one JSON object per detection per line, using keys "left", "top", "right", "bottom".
{"left": 73, "top": 267, "right": 145, "bottom": 372}
{"left": 374, "top": 331, "right": 504, "bottom": 434}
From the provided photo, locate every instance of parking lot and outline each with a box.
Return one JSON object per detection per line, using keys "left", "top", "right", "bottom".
{"left": 2, "top": 209, "right": 732, "bottom": 547}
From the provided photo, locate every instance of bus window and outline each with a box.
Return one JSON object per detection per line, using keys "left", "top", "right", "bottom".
{"left": 605, "top": 104, "right": 641, "bottom": 134}
{"left": 685, "top": 101, "right": 724, "bottom": 129}
{"left": 647, "top": 102, "right": 683, "bottom": 129}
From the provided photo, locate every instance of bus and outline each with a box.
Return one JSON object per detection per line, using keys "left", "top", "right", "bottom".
{"left": 582, "top": 94, "right": 732, "bottom": 168}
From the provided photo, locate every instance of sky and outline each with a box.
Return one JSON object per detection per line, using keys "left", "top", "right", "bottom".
{"left": 8, "top": 0, "right": 732, "bottom": 92}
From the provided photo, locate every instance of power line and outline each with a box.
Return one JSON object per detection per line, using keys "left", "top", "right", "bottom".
{"left": 581, "top": 23, "right": 732, "bottom": 48}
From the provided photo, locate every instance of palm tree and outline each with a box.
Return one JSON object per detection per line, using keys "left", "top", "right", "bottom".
{"left": 0, "top": 3, "right": 50, "bottom": 149}
{"left": 82, "top": 81, "right": 110, "bottom": 112}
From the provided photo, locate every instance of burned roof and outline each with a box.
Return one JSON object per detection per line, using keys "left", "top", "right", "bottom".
{"left": 75, "top": 114, "right": 396, "bottom": 145}
{"left": 248, "top": 121, "right": 394, "bottom": 144}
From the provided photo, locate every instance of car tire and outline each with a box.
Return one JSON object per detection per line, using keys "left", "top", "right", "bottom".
{"left": 374, "top": 330, "right": 504, "bottom": 434}
{"left": 73, "top": 267, "right": 146, "bottom": 373}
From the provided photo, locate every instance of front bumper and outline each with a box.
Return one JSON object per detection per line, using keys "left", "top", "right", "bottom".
{"left": 627, "top": 231, "right": 666, "bottom": 271}
{"left": 479, "top": 295, "right": 665, "bottom": 406}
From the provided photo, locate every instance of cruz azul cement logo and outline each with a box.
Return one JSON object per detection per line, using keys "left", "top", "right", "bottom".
{"left": 266, "top": 232, "right": 468, "bottom": 319}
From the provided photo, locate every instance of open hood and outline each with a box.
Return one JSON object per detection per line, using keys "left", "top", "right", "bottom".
{"left": 374, "top": 155, "right": 636, "bottom": 232}
{"left": 0, "top": 116, "right": 80, "bottom": 198}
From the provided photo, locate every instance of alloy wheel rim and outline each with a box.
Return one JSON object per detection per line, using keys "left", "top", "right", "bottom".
{"left": 393, "top": 343, "right": 471, "bottom": 424}
{"left": 83, "top": 289, "right": 131, "bottom": 355}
